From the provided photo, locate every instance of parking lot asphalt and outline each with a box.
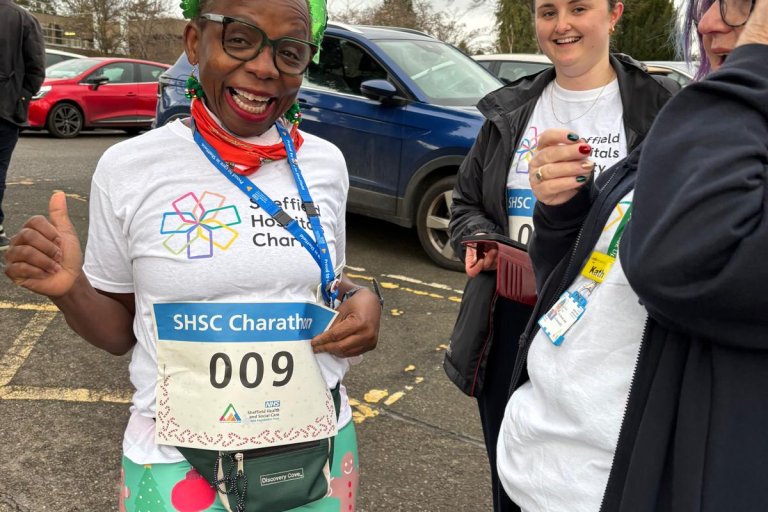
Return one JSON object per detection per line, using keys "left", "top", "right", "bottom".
{"left": 0, "top": 132, "right": 493, "bottom": 512}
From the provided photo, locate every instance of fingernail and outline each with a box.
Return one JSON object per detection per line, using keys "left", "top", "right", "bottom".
{"left": 576, "top": 176, "right": 587, "bottom": 183}
{"left": 579, "top": 145, "right": 592, "bottom": 155}
{"left": 581, "top": 160, "right": 595, "bottom": 170}
{"left": 567, "top": 133, "right": 579, "bottom": 141}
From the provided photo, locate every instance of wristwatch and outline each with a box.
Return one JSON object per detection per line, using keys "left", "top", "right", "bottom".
{"left": 342, "top": 278, "right": 384, "bottom": 308}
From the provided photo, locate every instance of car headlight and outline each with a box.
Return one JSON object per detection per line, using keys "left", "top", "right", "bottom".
{"left": 32, "top": 85, "right": 52, "bottom": 100}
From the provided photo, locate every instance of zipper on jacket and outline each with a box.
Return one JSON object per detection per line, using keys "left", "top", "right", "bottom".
{"left": 598, "top": 316, "right": 650, "bottom": 512}
{"left": 470, "top": 291, "right": 500, "bottom": 396}
{"left": 237, "top": 439, "right": 326, "bottom": 459}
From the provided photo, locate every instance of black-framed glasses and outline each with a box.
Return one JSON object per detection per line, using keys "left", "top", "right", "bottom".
{"left": 199, "top": 14, "right": 318, "bottom": 75}
{"left": 695, "top": 0, "right": 755, "bottom": 27}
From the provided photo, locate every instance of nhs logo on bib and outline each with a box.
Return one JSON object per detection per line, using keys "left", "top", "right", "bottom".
{"left": 507, "top": 188, "right": 536, "bottom": 245}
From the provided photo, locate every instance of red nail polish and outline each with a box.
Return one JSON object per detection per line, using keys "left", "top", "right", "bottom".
{"left": 579, "top": 144, "right": 591, "bottom": 155}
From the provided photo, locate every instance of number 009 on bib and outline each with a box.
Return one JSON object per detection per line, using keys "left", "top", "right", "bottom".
{"left": 152, "top": 301, "right": 338, "bottom": 451}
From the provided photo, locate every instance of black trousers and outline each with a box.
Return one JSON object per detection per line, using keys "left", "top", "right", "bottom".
{"left": 0, "top": 119, "right": 21, "bottom": 227}
{"left": 477, "top": 297, "right": 531, "bottom": 512}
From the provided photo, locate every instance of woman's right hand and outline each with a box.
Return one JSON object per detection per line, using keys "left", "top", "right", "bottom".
{"left": 529, "top": 129, "right": 594, "bottom": 206}
{"left": 4, "top": 191, "right": 84, "bottom": 298}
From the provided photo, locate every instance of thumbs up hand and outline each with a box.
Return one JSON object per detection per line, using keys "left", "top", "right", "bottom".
{"left": 4, "top": 191, "right": 84, "bottom": 297}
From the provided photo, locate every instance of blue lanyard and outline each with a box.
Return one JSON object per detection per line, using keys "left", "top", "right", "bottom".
{"left": 192, "top": 122, "right": 338, "bottom": 307}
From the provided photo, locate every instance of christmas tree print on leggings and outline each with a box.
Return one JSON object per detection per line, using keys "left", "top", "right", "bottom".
{"left": 135, "top": 465, "right": 168, "bottom": 511}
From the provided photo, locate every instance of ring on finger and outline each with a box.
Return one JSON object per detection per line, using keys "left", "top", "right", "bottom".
{"left": 534, "top": 168, "right": 544, "bottom": 182}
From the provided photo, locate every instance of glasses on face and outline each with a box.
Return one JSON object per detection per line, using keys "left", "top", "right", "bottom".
{"left": 695, "top": 0, "right": 755, "bottom": 27}
{"left": 199, "top": 14, "right": 317, "bottom": 75}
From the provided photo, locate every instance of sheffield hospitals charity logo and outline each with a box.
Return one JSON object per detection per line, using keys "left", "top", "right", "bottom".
{"left": 160, "top": 191, "right": 242, "bottom": 259}
{"left": 515, "top": 126, "right": 540, "bottom": 174}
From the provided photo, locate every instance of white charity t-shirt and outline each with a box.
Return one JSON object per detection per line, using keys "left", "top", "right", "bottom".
{"left": 83, "top": 119, "right": 352, "bottom": 464}
{"left": 497, "top": 190, "right": 646, "bottom": 512}
{"left": 506, "top": 79, "right": 626, "bottom": 245}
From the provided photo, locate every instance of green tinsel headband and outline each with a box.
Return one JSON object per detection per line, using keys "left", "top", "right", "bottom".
{"left": 180, "top": 0, "right": 327, "bottom": 48}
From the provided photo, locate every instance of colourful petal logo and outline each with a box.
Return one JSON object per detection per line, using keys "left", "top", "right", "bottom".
{"left": 515, "top": 126, "right": 540, "bottom": 174}
{"left": 160, "top": 191, "right": 242, "bottom": 259}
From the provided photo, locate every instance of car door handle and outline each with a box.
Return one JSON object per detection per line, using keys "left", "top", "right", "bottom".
{"left": 127, "top": 92, "right": 137, "bottom": 96}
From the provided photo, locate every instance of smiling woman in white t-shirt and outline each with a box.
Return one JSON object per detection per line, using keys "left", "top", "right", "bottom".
{"left": 446, "top": 0, "right": 679, "bottom": 510}
{"left": 3, "top": 0, "right": 382, "bottom": 510}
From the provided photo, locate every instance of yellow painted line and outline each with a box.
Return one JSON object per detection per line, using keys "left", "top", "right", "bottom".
{"left": 0, "top": 311, "right": 55, "bottom": 387}
{"left": 344, "top": 265, "right": 366, "bottom": 272}
{"left": 381, "top": 274, "right": 464, "bottom": 295}
{"left": 0, "top": 385, "right": 132, "bottom": 403}
{"left": 345, "top": 273, "right": 374, "bottom": 282}
{"left": 347, "top": 273, "right": 464, "bottom": 303}
{"left": 384, "top": 391, "right": 405, "bottom": 406}
{"left": 363, "top": 389, "right": 388, "bottom": 404}
{"left": 64, "top": 193, "right": 87, "bottom": 203}
{"left": 0, "top": 301, "right": 59, "bottom": 312}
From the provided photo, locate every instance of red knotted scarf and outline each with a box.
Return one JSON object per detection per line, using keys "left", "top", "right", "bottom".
{"left": 191, "top": 98, "right": 304, "bottom": 176}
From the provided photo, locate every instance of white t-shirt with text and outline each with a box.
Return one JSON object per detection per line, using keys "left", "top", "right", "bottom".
{"left": 497, "top": 190, "right": 646, "bottom": 512}
{"left": 83, "top": 119, "right": 351, "bottom": 464}
{"left": 507, "top": 79, "right": 626, "bottom": 245}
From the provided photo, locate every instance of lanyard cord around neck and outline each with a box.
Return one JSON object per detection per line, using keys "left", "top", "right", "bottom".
{"left": 192, "top": 121, "right": 338, "bottom": 307}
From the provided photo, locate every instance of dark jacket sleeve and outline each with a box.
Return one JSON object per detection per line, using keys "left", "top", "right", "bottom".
{"left": 449, "top": 120, "right": 504, "bottom": 258}
{"left": 22, "top": 14, "right": 45, "bottom": 97}
{"left": 622, "top": 44, "right": 768, "bottom": 348}
{"left": 528, "top": 185, "right": 592, "bottom": 291}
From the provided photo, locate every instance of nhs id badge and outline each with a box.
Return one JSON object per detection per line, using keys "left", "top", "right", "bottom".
{"left": 538, "top": 291, "right": 588, "bottom": 346}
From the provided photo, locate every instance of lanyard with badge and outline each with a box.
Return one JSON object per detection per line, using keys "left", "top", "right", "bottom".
{"left": 151, "top": 123, "right": 342, "bottom": 452}
{"left": 538, "top": 203, "right": 633, "bottom": 346}
{"left": 193, "top": 121, "right": 339, "bottom": 307}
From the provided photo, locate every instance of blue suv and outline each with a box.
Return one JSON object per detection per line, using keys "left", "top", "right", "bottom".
{"left": 155, "top": 23, "right": 502, "bottom": 270}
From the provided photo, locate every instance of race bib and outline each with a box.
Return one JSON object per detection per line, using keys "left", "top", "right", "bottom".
{"left": 152, "top": 301, "right": 338, "bottom": 451}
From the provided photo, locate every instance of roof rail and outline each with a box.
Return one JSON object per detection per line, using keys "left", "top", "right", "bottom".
{"left": 326, "top": 21, "right": 363, "bottom": 33}
{"left": 367, "top": 25, "right": 432, "bottom": 38}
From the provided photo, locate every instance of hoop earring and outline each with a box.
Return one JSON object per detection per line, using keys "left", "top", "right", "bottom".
{"left": 185, "top": 65, "right": 205, "bottom": 99}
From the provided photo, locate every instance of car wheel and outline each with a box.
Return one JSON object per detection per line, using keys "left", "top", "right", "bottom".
{"left": 46, "top": 103, "right": 83, "bottom": 138}
{"left": 416, "top": 175, "right": 463, "bottom": 271}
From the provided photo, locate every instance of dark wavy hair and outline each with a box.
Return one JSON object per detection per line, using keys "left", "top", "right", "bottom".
{"left": 680, "top": 0, "right": 713, "bottom": 80}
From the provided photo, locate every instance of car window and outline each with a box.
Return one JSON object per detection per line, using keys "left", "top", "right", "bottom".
{"left": 475, "top": 60, "right": 492, "bottom": 70}
{"left": 46, "top": 57, "right": 101, "bottom": 79}
{"left": 138, "top": 63, "right": 166, "bottom": 83}
{"left": 91, "top": 62, "right": 135, "bottom": 84}
{"left": 306, "top": 38, "right": 388, "bottom": 96}
{"left": 46, "top": 53, "right": 65, "bottom": 67}
{"left": 376, "top": 40, "right": 501, "bottom": 106}
{"left": 497, "top": 61, "right": 551, "bottom": 83}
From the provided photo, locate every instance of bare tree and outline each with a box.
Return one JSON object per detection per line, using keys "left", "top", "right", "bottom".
{"left": 58, "top": 0, "right": 124, "bottom": 54}
{"left": 329, "top": 0, "right": 484, "bottom": 53}
{"left": 124, "top": 0, "right": 176, "bottom": 60}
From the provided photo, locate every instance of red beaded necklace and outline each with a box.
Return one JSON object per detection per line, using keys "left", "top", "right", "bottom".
{"left": 191, "top": 98, "right": 304, "bottom": 176}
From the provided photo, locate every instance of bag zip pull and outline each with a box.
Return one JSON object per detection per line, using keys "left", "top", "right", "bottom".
{"left": 235, "top": 452, "right": 244, "bottom": 475}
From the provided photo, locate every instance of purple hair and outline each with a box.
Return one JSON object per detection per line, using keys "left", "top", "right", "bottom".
{"left": 679, "top": 0, "right": 713, "bottom": 80}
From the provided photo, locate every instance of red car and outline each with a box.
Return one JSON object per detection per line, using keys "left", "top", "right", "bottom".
{"left": 28, "top": 57, "right": 170, "bottom": 138}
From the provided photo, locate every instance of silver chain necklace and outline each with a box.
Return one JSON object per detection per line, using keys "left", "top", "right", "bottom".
{"left": 550, "top": 79, "right": 613, "bottom": 125}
